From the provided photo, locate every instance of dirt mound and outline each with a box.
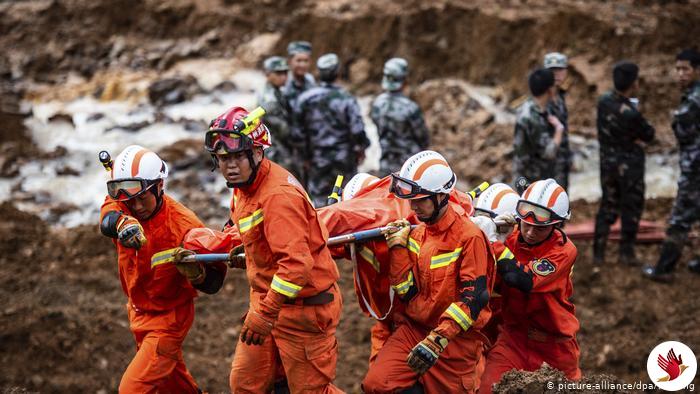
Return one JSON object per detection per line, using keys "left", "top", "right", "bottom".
{"left": 494, "top": 364, "right": 629, "bottom": 394}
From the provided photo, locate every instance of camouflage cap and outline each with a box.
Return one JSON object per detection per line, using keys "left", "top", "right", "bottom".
{"left": 382, "top": 57, "right": 408, "bottom": 91}
{"left": 287, "top": 41, "right": 312, "bottom": 56}
{"left": 317, "top": 53, "right": 339, "bottom": 71}
{"left": 263, "top": 56, "right": 289, "bottom": 73}
{"left": 544, "top": 52, "right": 568, "bottom": 69}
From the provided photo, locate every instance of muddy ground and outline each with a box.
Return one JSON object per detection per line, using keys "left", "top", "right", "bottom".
{"left": 2, "top": 0, "right": 700, "bottom": 392}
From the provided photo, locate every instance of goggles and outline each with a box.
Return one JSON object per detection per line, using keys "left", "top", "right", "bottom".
{"left": 390, "top": 173, "right": 435, "bottom": 199}
{"left": 204, "top": 129, "right": 253, "bottom": 154}
{"left": 107, "top": 178, "right": 157, "bottom": 201}
{"left": 516, "top": 200, "right": 566, "bottom": 225}
{"left": 473, "top": 208, "right": 497, "bottom": 218}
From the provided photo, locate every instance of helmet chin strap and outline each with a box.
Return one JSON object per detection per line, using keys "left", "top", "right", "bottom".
{"left": 225, "top": 150, "right": 262, "bottom": 189}
{"left": 419, "top": 194, "right": 449, "bottom": 224}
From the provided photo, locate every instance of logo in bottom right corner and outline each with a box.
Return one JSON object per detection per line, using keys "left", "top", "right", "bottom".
{"left": 647, "top": 341, "right": 697, "bottom": 391}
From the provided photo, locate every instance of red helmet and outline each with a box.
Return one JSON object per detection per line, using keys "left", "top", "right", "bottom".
{"left": 205, "top": 106, "right": 271, "bottom": 154}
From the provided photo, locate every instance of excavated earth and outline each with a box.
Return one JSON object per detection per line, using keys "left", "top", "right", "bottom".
{"left": 2, "top": 0, "right": 700, "bottom": 392}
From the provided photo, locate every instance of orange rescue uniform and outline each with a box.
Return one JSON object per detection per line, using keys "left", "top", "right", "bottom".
{"left": 480, "top": 228, "right": 580, "bottom": 393}
{"left": 227, "top": 158, "right": 343, "bottom": 393}
{"left": 100, "top": 194, "right": 204, "bottom": 394}
{"left": 362, "top": 205, "right": 495, "bottom": 393}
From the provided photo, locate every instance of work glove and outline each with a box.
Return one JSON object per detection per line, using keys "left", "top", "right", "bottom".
{"left": 172, "top": 247, "right": 205, "bottom": 283}
{"left": 240, "top": 291, "right": 286, "bottom": 346}
{"left": 228, "top": 244, "right": 246, "bottom": 269}
{"left": 117, "top": 215, "right": 147, "bottom": 249}
{"left": 494, "top": 213, "right": 517, "bottom": 243}
{"left": 384, "top": 219, "right": 411, "bottom": 249}
{"left": 407, "top": 330, "right": 449, "bottom": 375}
{"left": 470, "top": 216, "right": 498, "bottom": 243}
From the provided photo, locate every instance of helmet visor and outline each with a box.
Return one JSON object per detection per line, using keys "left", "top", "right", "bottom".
{"left": 107, "top": 179, "right": 153, "bottom": 201}
{"left": 516, "top": 200, "right": 564, "bottom": 225}
{"left": 390, "top": 173, "right": 434, "bottom": 199}
{"left": 205, "top": 130, "right": 253, "bottom": 153}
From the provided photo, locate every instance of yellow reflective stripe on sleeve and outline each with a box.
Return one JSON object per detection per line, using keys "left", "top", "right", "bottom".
{"left": 150, "top": 247, "right": 178, "bottom": 268}
{"left": 239, "top": 209, "right": 264, "bottom": 233}
{"left": 359, "top": 246, "right": 380, "bottom": 272}
{"left": 270, "top": 274, "right": 302, "bottom": 298}
{"left": 445, "top": 303, "right": 474, "bottom": 331}
{"left": 430, "top": 247, "right": 463, "bottom": 269}
{"left": 408, "top": 237, "right": 420, "bottom": 255}
{"left": 391, "top": 271, "right": 414, "bottom": 296}
{"left": 498, "top": 247, "right": 515, "bottom": 261}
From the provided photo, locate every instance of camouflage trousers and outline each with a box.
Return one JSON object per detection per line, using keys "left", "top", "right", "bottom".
{"left": 554, "top": 155, "right": 571, "bottom": 193}
{"left": 593, "top": 154, "right": 645, "bottom": 254}
{"left": 379, "top": 152, "right": 410, "bottom": 177}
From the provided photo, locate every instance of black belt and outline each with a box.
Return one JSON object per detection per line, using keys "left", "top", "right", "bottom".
{"left": 284, "top": 290, "right": 334, "bottom": 306}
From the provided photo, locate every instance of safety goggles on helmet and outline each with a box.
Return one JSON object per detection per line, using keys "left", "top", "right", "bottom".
{"left": 107, "top": 178, "right": 157, "bottom": 201}
{"left": 516, "top": 200, "right": 566, "bottom": 225}
{"left": 390, "top": 173, "right": 436, "bottom": 199}
{"left": 204, "top": 130, "right": 254, "bottom": 154}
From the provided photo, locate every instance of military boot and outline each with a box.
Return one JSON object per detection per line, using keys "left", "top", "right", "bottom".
{"left": 641, "top": 240, "right": 681, "bottom": 283}
{"left": 618, "top": 242, "right": 641, "bottom": 266}
{"left": 592, "top": 236, "right": 606, "bottom": 265}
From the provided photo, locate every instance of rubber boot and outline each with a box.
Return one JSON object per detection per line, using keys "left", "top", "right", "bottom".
{"left": 592, "top": 236, "right": 606, "bottom": 265}
{"left": 641, "top": 240, "right": 681, "bottom": 283}
{"left": 618, "top": 242, "right": 640, "bottom": 266}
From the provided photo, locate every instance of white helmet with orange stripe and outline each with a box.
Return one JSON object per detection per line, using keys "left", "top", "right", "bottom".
{"left": 107, "top": 145, "right": 168, "bottom": 201}
{"left": 391, "top": 150, "right": 456, "bottom": 199}
{"left": 516, "top": 178, "right": 570, "bottom": 226}
{"left": 474, "top": 183, "right": 519, "bottom": 218}
{"left": 342, "top": 173, "right": 379, "bottom": 201}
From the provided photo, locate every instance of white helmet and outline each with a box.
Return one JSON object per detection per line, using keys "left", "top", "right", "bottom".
{"left": 475, "top": 183, "right": 519, "bottom": 218}
{"left": 391, "top": 150, "right": 456, "bottom": 199}
{"left": 107, "top": 145, "right": 168, "bottom": 201}
{"left": 516, "top": 178, "right": 570, "bottom": 226}
{"left": 342, "top": 173, "right": 379, "bottom": 201}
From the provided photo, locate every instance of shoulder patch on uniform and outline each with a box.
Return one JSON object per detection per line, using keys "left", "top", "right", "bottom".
{"left": 532, "top": 258, "right": 556, "bottom": 276}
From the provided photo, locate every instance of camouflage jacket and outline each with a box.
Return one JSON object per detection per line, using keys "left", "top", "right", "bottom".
{"left": 257, "top": 82, "right": 292, "bottom": 147}
{"left": 673, "top": 80, "right": 700, "bottom": 174}
{"left": 596, "top": 90, "right": 655, "bottom": 159}
{"left": 284, "top": 72, "right": 316, "bottom": 109}
{"left": 512, "top": 97, "right": 558, "bottom": 181}
{"left": 370, "top": 91, "right": 430, "bottom": 157}
{"left": 292, "top": 82, "right": 370, "bottom": 166}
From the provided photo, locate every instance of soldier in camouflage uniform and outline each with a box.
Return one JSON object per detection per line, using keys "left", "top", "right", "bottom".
{"left": 544, "top": 52, "right": 572, "bottom": 191}
{"left": 285, "top": 41, "right": 316, "bottom": 110}
{"left": 593, "top": 62, "right": 655, "bottom": 266}
{"left": 257, "top": 56, "right": 303, "bottom": 181}
{"left": 643, "top": 49, "right": 700, "bottom": 281}
{"left": 512, "top": 68, "right": 565, "bottom": 185}
{"left": 370, "top": 57, "right": 430, "bottom": 176}
{"left": 293, "top": 53, "right": 370, "bottom": 207}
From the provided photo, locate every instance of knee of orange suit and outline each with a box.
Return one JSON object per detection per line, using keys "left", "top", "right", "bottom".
{"left": 119, "top": 335, "right": 183, "bottom": 394}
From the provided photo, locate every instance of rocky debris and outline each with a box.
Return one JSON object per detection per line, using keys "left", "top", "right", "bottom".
{"left": 147, "top": 76, "right": 203, "bottom": 106}
{"left": 494, "top": 364, "right": 629, "bottom": 394}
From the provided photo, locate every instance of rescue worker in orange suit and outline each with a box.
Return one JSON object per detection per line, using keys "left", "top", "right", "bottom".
{"left": 469, "top": 183, "right": 521, "bottom": 348}
{"left": 99, "top": 145, "right": 226, "bottom": 393}
{"left": 479, "top": 179, "right": 580, "bottom": 393}
{"left": 203, "top": 106, "right": 343, "bottom": 393}
{"left": 362, "top": 150, "right": 496, "bottom": 393}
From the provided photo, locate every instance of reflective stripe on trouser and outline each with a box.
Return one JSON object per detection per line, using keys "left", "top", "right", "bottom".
{"left": 230, "top": 284, "right": 343, "bottom": 393}
{"left": 120, "top": 302, "right": 199, "bottom": 394}
{"left": 362, "top": 321, "right": 485, "bottom": 394}
{"left": 479, "top": 328, "right": 581, "bottom": 394}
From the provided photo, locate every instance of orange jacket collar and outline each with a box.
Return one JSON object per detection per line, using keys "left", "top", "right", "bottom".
{"left": 239, "top": 157, "right": 271, "bottom": 195}
{"left": 426, "top": 204, "right": 457, "bottom": 234}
